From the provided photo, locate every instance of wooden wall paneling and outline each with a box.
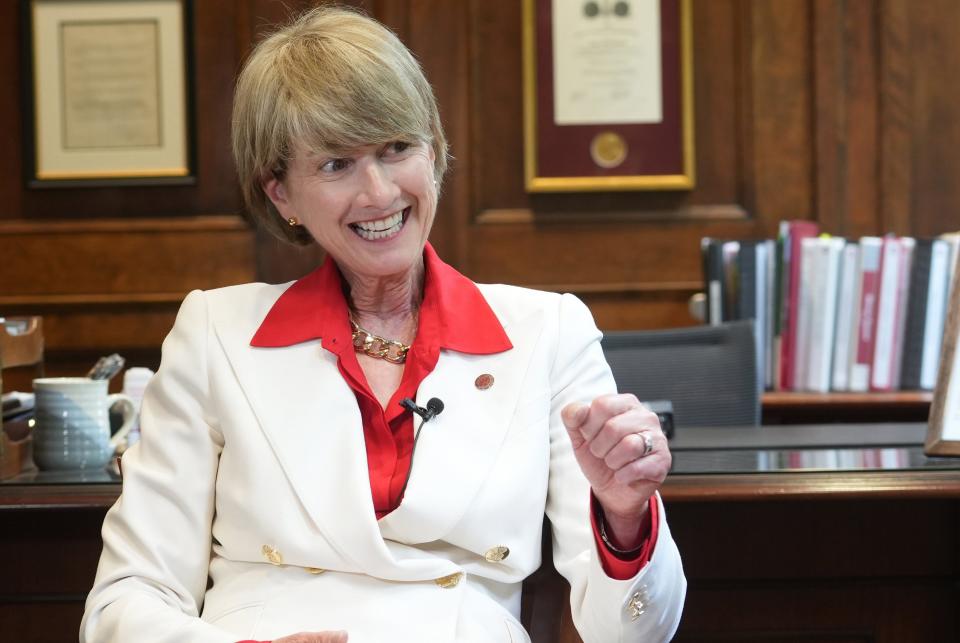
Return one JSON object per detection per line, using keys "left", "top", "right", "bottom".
{"left": 0, "top": 217, "right": 254, "bottom": 377}
{"left": 1, "top": 1, "right": 23, "bottom": 221}
{"left": 406, "top": 0, "right": 472, "bottom": 267}
{"left": 896, "top": 0, "right": 960, "bottom": 237}
{"left": 878, "top": 0, "right": 913, "bottom": 237}
{"left": 691, "top": 0, "right": 744, "bottom": 210}
{"left": 813, "top": 0, "right": 880, "bottom": 238}
{"left": 747, "top": 0, "right": 815, "bottom": 227}
{"left": 1, "top": 219, "right": 253, "bottom": 297}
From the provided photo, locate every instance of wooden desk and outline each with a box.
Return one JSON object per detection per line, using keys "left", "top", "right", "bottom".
{"left": 2, "top": 425, "right": 958, "bottom": 642}
{"left": 664, "top": 423, "right": 959, "bottom": 643}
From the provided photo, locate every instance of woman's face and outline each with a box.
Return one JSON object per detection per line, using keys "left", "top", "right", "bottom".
{"left": 263, "top": 139, "right": 437, "bottom": 281}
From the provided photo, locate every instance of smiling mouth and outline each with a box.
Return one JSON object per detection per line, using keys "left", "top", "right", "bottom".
{"left": 349, "top": 207, "right": 410, "bottom": 241}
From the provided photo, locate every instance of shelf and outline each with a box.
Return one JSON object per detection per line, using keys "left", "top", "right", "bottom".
{"left": 762, "top": 391, "right": 933, "bottom": 423}
{"left": 763, "top": 391, "right": 933, "bottom": 408}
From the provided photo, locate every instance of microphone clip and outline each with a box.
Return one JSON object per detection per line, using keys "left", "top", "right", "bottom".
{"left": 400, "top": 397, "right": 444, "bottom": 422}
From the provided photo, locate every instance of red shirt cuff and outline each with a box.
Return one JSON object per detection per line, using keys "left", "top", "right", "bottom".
{"left": 590, "top": 493, "right": 659, "bottom": 580}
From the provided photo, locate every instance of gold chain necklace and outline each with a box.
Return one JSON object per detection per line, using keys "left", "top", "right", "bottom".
{"left": 350, "top": 317, "right": 410, "bottom": 364}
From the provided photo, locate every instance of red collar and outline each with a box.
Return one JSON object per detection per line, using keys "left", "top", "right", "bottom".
{"left": 250, "top": 243, "right": 512, "bottom": 355}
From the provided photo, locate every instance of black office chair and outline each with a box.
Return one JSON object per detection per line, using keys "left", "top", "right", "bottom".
{"left": 601, "top": 319, "right": 760, "bottom": 428}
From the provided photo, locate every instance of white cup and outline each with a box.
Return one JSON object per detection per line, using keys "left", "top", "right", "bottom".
{"left": 32, "top": 377, "right": 136, "bottom": 471}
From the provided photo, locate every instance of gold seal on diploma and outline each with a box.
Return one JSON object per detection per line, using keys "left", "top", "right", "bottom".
{"left": 590, "top": 131, "right": 628, "bottom": 169}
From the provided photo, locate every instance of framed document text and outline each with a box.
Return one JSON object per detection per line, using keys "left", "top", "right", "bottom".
{"left": 23, "top": 0, "right": 194, "bottom": 186}
{"left": 926, "top": 261, "right": 960, "bottom": 456}
{"left": 523, "top": 0, "right": 694, "bottom": 192}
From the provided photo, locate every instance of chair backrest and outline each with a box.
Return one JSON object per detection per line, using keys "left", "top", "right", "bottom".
{"left": 601, "top": 319, "right": 759, "bottom": 427}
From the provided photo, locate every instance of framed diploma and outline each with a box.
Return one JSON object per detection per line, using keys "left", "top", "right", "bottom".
{"left": 22, "top": 0, "right": 194, "bottom": 186}
{"left": 523, "top": 0, "right": 694, "bottom": 192}
{"left": 926, "top": 261, "right": 960, "bottom": 457}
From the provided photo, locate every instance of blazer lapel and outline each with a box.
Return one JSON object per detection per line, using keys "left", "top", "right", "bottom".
{"left": 212, "top": 315, "right": 456, "bottom": 582}
{"left": 379, "top": 307, "right": 545, "bottom": 543}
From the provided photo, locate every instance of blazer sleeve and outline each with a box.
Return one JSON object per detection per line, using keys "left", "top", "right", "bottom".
{"left": 544, "top": 293, "right": 687, "bottom": 643}
{"left": 80, "top": 291, "right": 237, "bottom": 643}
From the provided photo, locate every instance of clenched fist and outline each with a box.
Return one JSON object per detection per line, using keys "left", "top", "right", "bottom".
{"left": 562, "top": 394, "right": 671, "bottom": 547}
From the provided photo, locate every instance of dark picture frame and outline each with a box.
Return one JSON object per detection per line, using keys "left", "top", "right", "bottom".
{"left": 21, "top": 0, "right": 196, "bottom": 188}
{"left": 522, "top": 0, "right": 694, "bottom": 192}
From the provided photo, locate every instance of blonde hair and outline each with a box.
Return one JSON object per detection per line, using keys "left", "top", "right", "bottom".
{"left": 231, "top": 5, "right": 449, "bottom": 245}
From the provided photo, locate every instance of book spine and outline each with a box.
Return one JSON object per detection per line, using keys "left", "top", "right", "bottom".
{"left": 722, "top": 241, "right": 741, "bottom": 322}
{"left": 702, "top": 238, "right": 725, "bottom": 325}
{"left": 889, "top": 237, "right": 915, "bottom": 389}
{"left": 794, "top": 238, "right": 818, "bottom": 390}
{"left": 871, "top": 237, "right": 904, "bottom": 391}
{"left": 850, "top": 238, "right": 883, "bottom": 392}
{"left": 763, "top": 240, "right": 777, "bottom": 390}
{"left": 812, "top": 239, "right": 843, "bottom": 392}
{"left": 780, "top": 221, "right": 819, "bottom": 390}
{"left": 831, "top": 243, "right": 859, "bottom": 391}
{"left": 737, "top": 241, "right": 757, "bottom": 321}
{"left": 920, "top": 240, "right": 951, "bottom": 389}
{"left": 900, "top": 239, "right": 933, "bottom": 390}
{"left": 754, "top": 242, "right": 768, "bottom": 395}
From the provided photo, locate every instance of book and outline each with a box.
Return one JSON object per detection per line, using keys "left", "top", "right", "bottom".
{"left": 722, "top": 240, "right": 741, "bottom": 322}
{"left": 762, "top": 239, "right": 777, "bottom": 390}
{"left": 870, "top": 236, "right": 914, "bottom": 391}
{"left": 701, "top": 238, "right": 726, "bottom": 325}
{"left": 778, "top": 220, "right": 819, "bottom": 390}
{"left": 901, "top": 239, "right": 933, "bottom": 390}
{"left": 902, "top": 239, "right": 951, "bottom": 390}
{"left": 805, "top": 237, "right": 844, "bottom": 392}
{"left": 831, "top": 242, "right": 860, "bottom": 391}
{"left": 890, "top": 237, "right": 915, "bottom": 390}
{"left": 920, "top": 240, "right": 951, "bottom": 390}
{"left": 849, "top": 237, "right": 883, "bottom": 392}
{"left": 737, "top": 241, "right": 768, "bottom": 390}
{"left": 793, "top": 237, "right": 818, "bottom": 389}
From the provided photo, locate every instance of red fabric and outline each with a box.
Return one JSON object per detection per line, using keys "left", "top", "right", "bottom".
{"left": 249, "top": 242, "right": 655, "bottom": 581}
{"left": 590, "top": 493, "right": 658, "bottom": 580}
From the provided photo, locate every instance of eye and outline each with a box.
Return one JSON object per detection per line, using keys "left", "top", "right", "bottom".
{"left": 319, "top": 157, "right": 351, "bottom": 173}
{"left": 383, "top": 141, "right": 411, "bottom": 156}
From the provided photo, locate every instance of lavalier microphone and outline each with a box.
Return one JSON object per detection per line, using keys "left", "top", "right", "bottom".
{"left": 400, "top": 397, "right": 445, "bottom": 422}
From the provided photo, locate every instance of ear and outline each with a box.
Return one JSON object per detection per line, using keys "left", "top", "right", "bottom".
{"left": 261, "top": 174, "right": 293, "bottom": 218}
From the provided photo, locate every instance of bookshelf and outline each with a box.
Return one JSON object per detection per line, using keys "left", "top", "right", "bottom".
{"left": 762, "top": 391, "right": 932, "bottom": 424}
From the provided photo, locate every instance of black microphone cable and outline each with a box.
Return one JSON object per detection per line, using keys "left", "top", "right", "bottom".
{"left": 397, "top": 397, "right": 444, "bottom": 499}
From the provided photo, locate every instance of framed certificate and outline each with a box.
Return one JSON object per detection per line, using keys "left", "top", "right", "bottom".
{"left": 926, "top": 260, "right": 960, "bottom": 457}
{"left": 523, "top": 0, "right": 694, "bottom": 192}
{"left": 22, "top": 0, "right": 195, "bottom": 186}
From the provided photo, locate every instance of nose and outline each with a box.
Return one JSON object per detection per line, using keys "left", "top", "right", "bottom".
{"left": 356, "top": 159, "right": 399, "bottom": 210}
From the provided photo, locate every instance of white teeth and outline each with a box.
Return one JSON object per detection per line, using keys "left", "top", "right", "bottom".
{"left": 351, "top": 210, "right": 405, "bottom": 240}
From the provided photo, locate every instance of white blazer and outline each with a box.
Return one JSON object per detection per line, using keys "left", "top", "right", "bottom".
{"left": 81, "top": 281, "right": 686, "bottom": 643}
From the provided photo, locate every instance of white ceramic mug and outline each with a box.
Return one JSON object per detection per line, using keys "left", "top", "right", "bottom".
{"left": 32, "top": 377, "right": 136, "bottom": 470}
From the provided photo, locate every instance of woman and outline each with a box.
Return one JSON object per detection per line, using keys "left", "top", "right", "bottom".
{"left": 81, "top": 7, "right": 685, "bottom": 643}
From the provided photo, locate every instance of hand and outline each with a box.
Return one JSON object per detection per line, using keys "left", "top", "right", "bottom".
{"left": 273, "top": 632, "right": 348, "bottom": 643}
{"left": 561, "top": 394, "right": 671, "bottom": 546}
